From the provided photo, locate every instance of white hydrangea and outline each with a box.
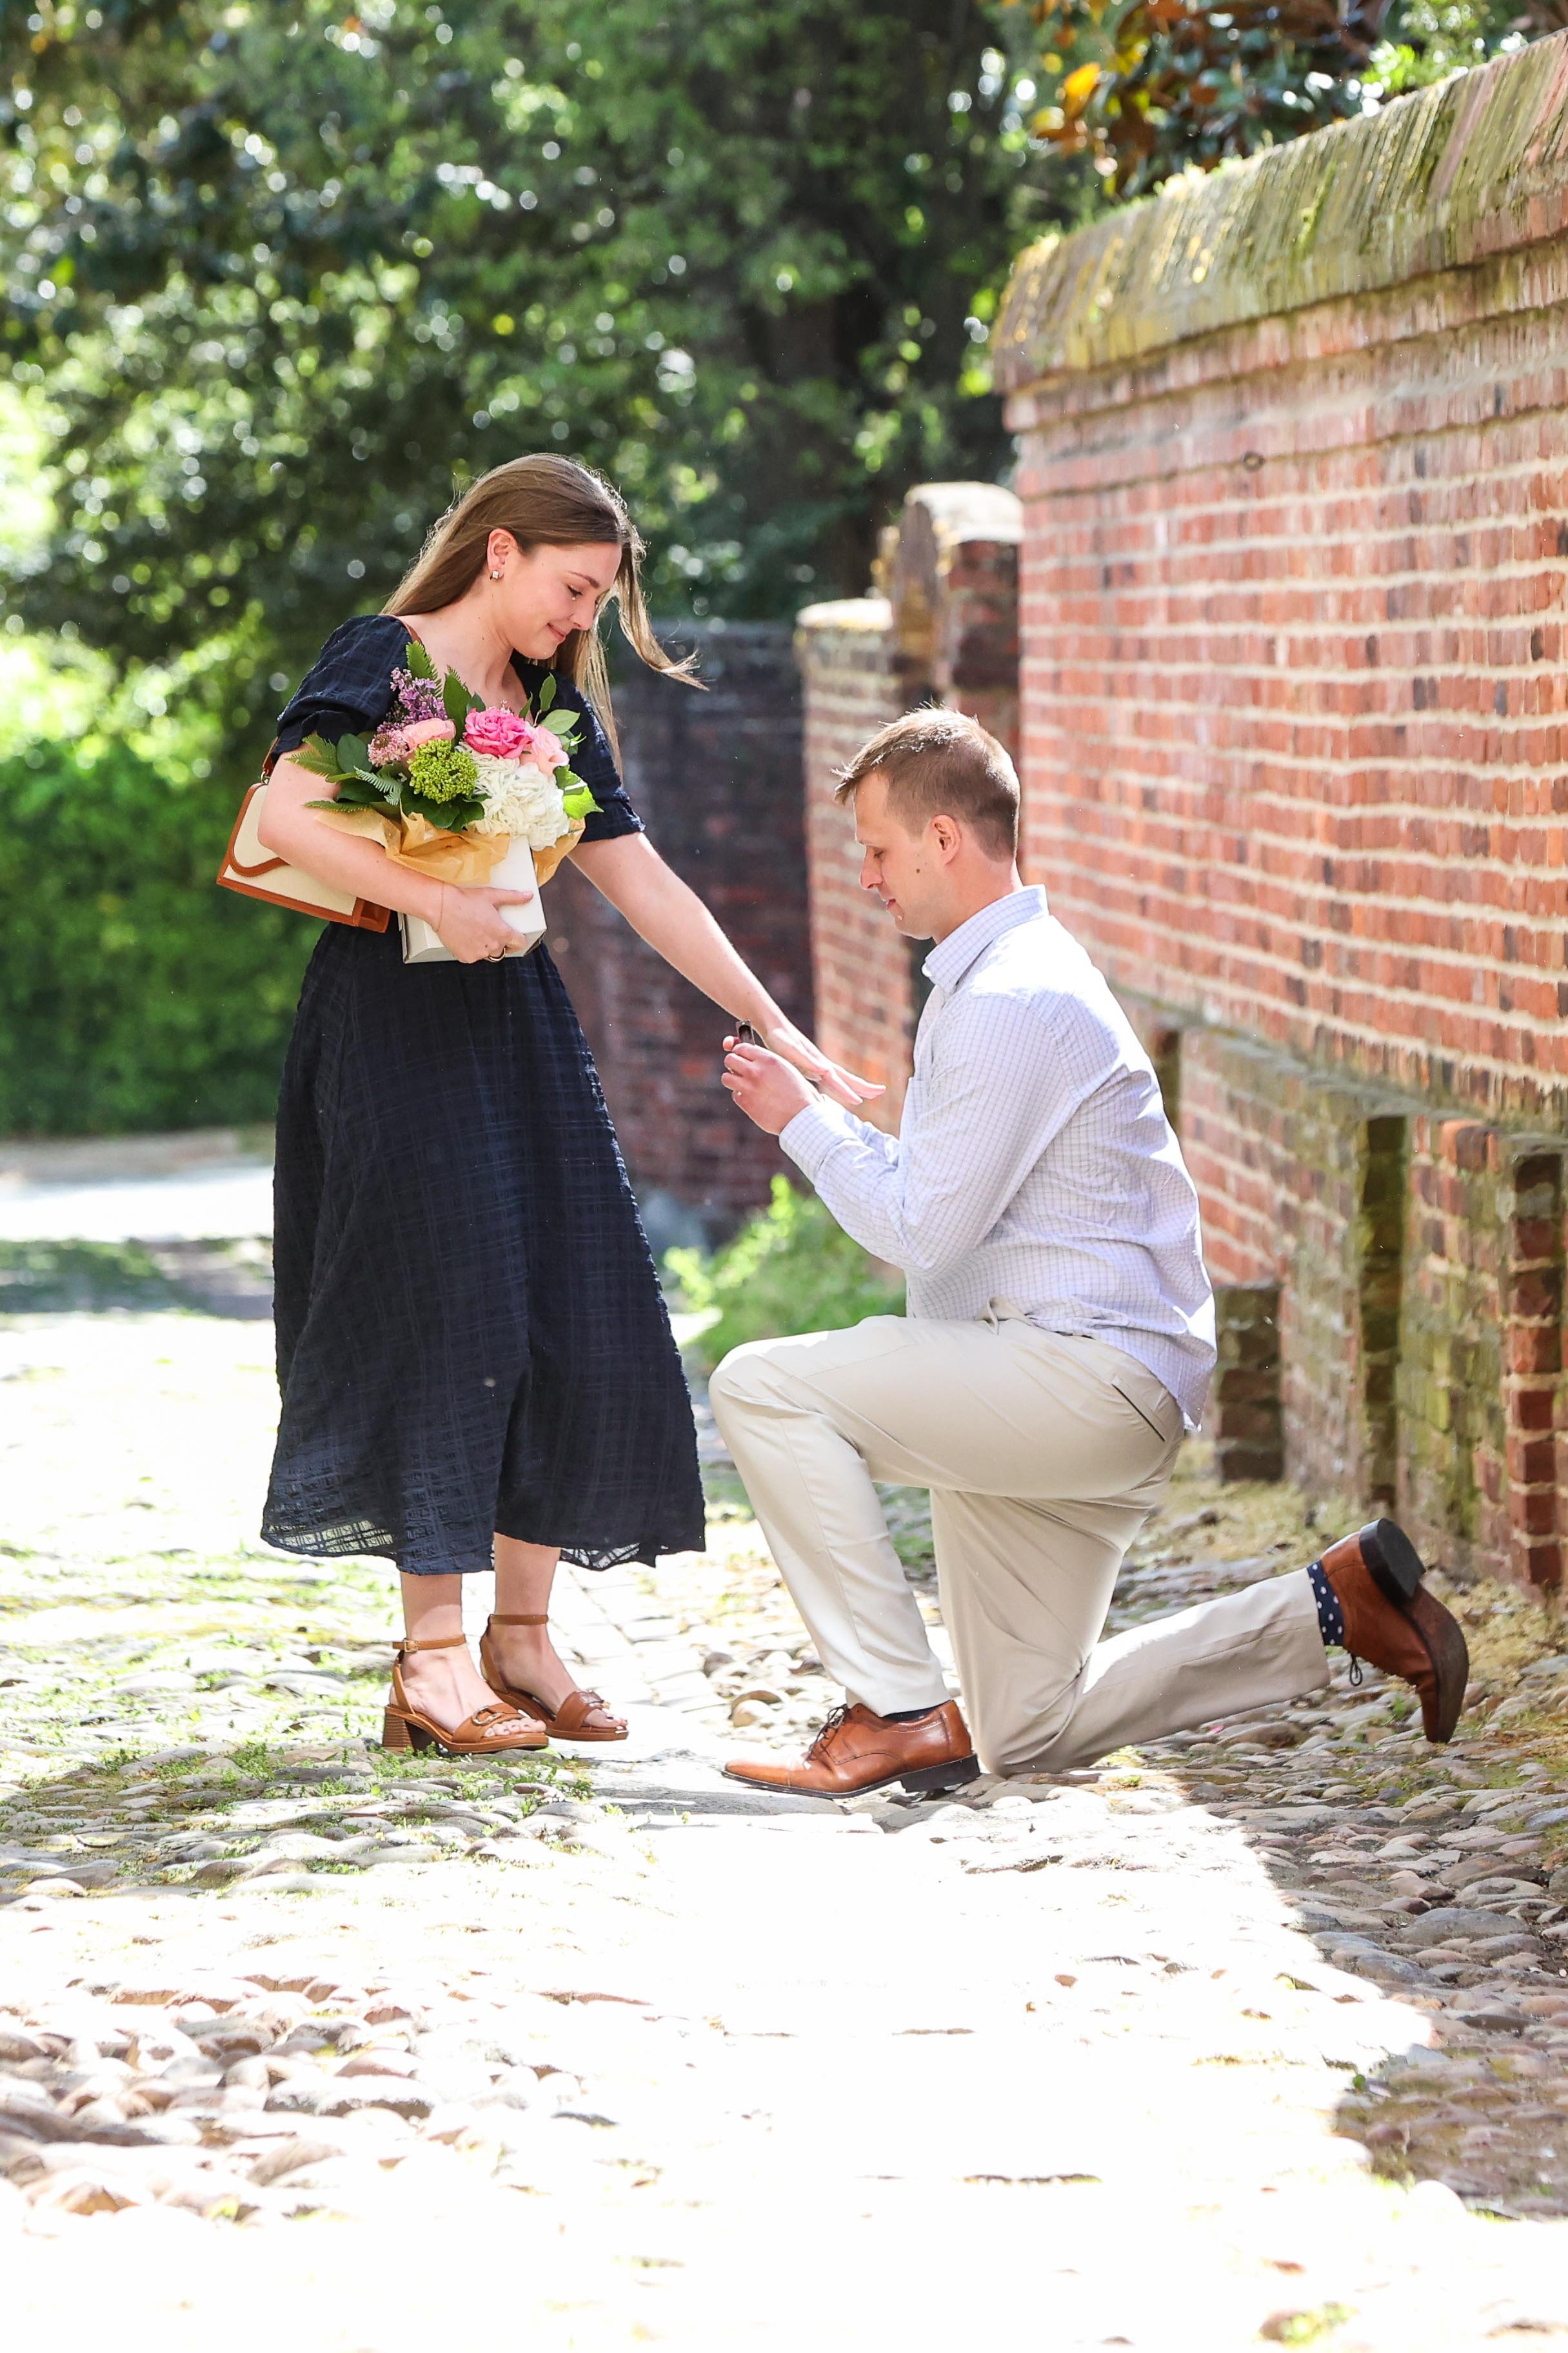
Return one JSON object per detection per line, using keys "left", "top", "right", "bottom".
{"left": 470, "top": 753, "right": 574, "bottom": 848}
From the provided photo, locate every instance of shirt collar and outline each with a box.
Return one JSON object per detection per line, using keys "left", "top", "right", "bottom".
{"left": 922, "top": 886, "right": 1050, "bottom": 994}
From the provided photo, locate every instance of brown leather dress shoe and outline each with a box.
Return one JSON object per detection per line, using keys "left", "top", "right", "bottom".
{"left": 1317, "top": 1518, "right": 1469, "bottom": 1743}
{"left": 724, "top": 1700, "right": 979, "bottom": 1798}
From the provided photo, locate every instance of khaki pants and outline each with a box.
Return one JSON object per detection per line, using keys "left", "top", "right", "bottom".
{"left": 708, "top": 1313, "right": 1329, "bottom": 1776}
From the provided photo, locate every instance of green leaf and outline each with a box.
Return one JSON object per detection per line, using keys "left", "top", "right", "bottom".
{"left": 330, "top": 775, "right": 396, "bottom": 811}
{"left": 442, "top": 670, "right": 483, "bottom": 729}
{"left": 561, "top": 782, "right": 601, "bottom": 821}
{"left": 336, "top": 733, "right": 372, "bottom": 773}
{"left": 536, "top": 673, "right": 557, "bottom": 715}
{"left": 292, "top": 737, "right": 344, "bottom": 779}
{"left": 403, "top": 636, "right": 437, "bottom": 680}
{"left": 400, "top": 788, "right": 486, "bottom": 833}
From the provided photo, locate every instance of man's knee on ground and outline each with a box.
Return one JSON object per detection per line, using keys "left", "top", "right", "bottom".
{"left": 968, "top": 1675, "right": 1080, "bottom": 1780}
{"left": 708, "top": 1337, "right": 789, "bottom": 1425}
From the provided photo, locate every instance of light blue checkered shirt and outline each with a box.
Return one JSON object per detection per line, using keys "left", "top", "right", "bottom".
{"left": 780, "top": 887, "right": 1216, "bottom": 1428}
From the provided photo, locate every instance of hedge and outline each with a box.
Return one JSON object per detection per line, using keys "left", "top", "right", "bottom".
{"left": 666, "top": 1175, "right": 904, "bottom": 1367}
{"left": 0, "top": 737, "right": 314, "bottom": 1135}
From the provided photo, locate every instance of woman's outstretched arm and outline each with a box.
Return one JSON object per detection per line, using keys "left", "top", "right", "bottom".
{"left": 572, "top": 831, "right": 882, "bottom": 1109}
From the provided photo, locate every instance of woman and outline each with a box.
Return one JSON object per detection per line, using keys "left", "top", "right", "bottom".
{"left": 256, "top": 454, "right": 873, "bottom": 1757}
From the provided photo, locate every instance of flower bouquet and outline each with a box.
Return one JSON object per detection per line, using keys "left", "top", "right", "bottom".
{"left": 292, "top": 639, "right": 600, "bottom": 963}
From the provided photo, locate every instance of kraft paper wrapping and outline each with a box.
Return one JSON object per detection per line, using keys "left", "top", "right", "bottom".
{"left": 532, "top": 820, "right": 586, "bottom": 885}
{"left": 315, "top": 805, "right": 585, "bottom": 887}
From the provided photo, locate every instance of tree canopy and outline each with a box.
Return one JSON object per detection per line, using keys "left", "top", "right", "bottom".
{"left": 1, "top": 0, "right": 1089, "bottom": 731}
{"left": 5, "top": 0, "right": 1543, "bottom": 746}
{"left": 991, "top": 0, "right": 1538, "bottom": 199}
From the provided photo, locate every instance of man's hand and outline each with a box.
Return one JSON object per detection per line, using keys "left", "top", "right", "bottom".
{"left": 722, "top": 1038, "right": 817, "bottom": 1135}
{"left": 759, "top": 1015, "right": 883, "bottom": 1109}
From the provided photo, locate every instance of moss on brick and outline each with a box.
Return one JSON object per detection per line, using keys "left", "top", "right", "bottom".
{"left": 995, "top": 35, "right": 1568, "bottom": 392}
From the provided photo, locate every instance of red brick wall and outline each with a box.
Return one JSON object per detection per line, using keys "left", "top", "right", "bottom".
{"left": 985, "top": 48, "right": 1568, "bottom": 1583}
{"left": 795, "top": 599, "right": 913, "bottom": 1127}
{"left": 1006, "top": 241, "right": 1568, "bottom": 1127}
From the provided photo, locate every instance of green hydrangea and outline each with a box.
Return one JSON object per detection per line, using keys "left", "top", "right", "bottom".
{"left": 408, "top": 739, "right": 480, "bottom": 804}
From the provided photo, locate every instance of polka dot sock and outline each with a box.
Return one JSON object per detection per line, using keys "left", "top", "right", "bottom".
{"left": 1307, "top": 1558, "right": 1344, "bottom": 1649}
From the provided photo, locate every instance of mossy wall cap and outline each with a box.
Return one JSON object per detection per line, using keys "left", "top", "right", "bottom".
{"left": 993, "top": 33, "right": 1568, "bottom": 393}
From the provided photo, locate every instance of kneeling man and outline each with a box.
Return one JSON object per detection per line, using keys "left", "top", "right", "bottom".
{"left": 713, "top": 709, "right": 1467, "bottom": 1798}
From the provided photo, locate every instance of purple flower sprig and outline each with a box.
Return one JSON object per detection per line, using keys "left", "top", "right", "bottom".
{"left": 389, "top": 666, "right": 447, "bottom": 728}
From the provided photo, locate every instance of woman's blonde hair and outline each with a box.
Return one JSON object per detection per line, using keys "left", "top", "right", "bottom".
{"left": 384, "top": 454, "right": 697, "bottom": 755}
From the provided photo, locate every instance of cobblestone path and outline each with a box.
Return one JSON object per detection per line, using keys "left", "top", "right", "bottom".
{"left": 3, "top": 1295, "right": 1568, "bottom": 2349}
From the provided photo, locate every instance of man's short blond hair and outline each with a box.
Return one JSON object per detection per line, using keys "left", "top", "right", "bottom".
{"left": 835, "top": 707, "right": 1019, "bottom": 860}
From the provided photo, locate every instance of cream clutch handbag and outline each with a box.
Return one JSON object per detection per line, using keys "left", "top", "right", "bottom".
{"left": 216, "top": 777, "right": 392, "bottom": 933}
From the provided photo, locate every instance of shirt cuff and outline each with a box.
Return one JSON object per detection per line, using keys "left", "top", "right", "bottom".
{"left": 779, "top": 1098, "right": 856, "bottom": 1181}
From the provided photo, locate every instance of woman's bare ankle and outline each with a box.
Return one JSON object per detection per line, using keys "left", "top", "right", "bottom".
{"left": 399, "top": 1644, "right": 496, "bottom": 1725}
{"left": 490, "top": 1622, "right": 575, "bottom": 1705}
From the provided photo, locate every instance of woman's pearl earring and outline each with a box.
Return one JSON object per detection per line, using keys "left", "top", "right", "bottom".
{"left": 489, "top": 568, "right": 502, "bottom": 582}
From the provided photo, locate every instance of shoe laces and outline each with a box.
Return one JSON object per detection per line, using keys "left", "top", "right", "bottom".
{"left": 806, "top": 1705, "right": 852, "bottom": 1762}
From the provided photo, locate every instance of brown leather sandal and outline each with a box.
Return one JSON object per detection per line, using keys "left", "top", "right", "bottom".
{"left": 382, "top": 1633, "right": 550, "bottom": 1756}
{"left": 479, "top": 1613, "right": 629, "bottom": 1743}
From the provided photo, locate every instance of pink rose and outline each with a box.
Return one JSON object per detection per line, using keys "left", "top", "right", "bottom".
{"left": 464, "top": 705, "right": 537, "bottom": 759}
{"left": 530, "top": 726, "right": 567, "bottom": 774}
{"left": 401, "top": 717, "right": 456, "bottom": 749}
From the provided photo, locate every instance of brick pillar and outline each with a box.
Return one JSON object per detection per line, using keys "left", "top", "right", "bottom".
{"left": 1507, "top": 1146, "right": 1565, "bottom": 1591}
{"left": 546, "top": 622, "right": 811, "bottom": 1246}
{"left": 795, "top": 484, "right": 1024, "bottom": 1127}
{"left": 1212, "top": 1282, "right": 1284, "bottom": 1482}
{"left": 889, "top": 481, "right": 1022, "bottom": 762}
{"left": 1356, "top": 1114, "right": 1408, "bottom": 1511}
{"left": 1400, "top": 1119, "right": 1565, "bottom": 1591}
{"left": 795, "top": 597, "right": 911, "bottom": 1126}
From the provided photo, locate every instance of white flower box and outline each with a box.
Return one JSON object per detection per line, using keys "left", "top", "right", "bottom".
{"left": 399, "top": 837, "right": 548, "bottom": 965}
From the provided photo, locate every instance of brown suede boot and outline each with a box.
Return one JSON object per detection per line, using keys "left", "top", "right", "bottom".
{"left": 1317, "top": 1519, "right": 1469, "bottom": 1743}
{"left": 724, "top": 1700, "right": 979, "bottom": 1798}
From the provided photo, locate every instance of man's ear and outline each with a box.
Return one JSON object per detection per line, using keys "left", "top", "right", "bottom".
{"left": 929, "top": 813, "right": 963, "bottom": 862}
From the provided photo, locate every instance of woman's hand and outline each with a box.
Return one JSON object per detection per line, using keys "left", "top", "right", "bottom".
{"left": 573, "top": 836, "right": 883, "bottom": 1103}
{"left": 433, "top": 882, "right": 537, "bottom": 964}
{"left": 759, "top": 1015, "right": 882, "bottom": 1110}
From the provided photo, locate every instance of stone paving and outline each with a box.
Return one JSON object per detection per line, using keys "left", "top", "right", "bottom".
{"left": 3, "top": 1289, "right": 1568, "bottom": 2347}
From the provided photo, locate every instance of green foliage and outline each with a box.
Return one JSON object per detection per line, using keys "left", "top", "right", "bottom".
{"left": 0, "top": 736, "right": 312, "bottom": 1135}
{"left": 0, "top": 1, "right": 1087, "bottom": 755}
{"left": 1363, "top": 0, "right": 1527, "bottom": 95}
{"left": 668, "top": 1176, "right": 904, "bottom": 1367}
{"left": 988, "top": 0, "right": 1531, "bottom": 201}
{"left": 0, "top": 1240, "right": 183, "bottom": 1312}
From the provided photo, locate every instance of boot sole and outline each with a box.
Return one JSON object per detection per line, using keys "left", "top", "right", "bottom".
{"left": 1355, "top": 1520, "right": 1470, "bottom": 1743}
{"left": 723, "top": 1753, "right": 981, "bottom": 1801}
{"left": 1358, "top": 1517, "right": 1426, "bottom": 1607}
{"left": 1407, "top": 1586, "right": 1471, "bottom": 1744}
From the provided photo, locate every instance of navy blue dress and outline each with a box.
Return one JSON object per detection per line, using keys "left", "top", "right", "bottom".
{"left": 260, "top": 614, "right": 706, "bottom": 1578}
